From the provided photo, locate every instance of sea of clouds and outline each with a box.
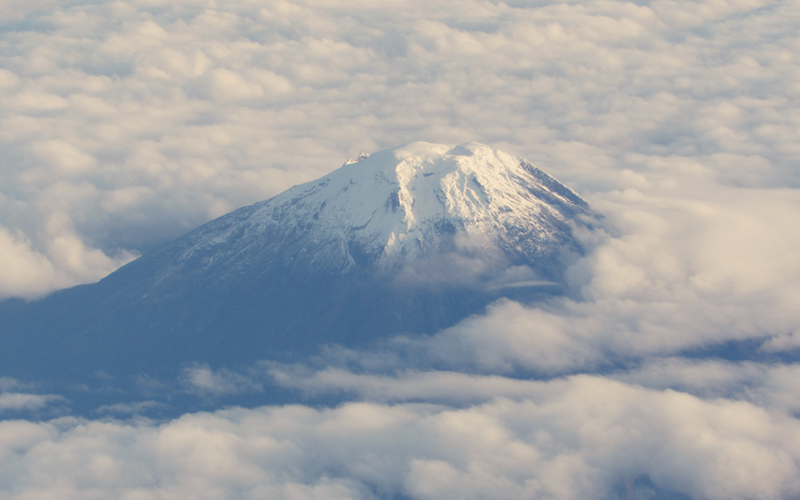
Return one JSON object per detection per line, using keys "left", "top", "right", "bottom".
{"left": 1, "top": 0, "right": 800, "bottom": 498}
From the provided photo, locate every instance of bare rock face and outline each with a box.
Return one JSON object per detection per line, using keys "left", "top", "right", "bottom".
{"left": 0, "top": 142, "right": 595, "bottom": 381}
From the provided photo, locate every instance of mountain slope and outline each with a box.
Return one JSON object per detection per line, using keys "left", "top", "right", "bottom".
{"left": 0, "top": 142, "right": 595, "bottom": 381}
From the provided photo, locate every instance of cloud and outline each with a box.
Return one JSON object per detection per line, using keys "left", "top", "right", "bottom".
{"left": 0, "top": 379, "right": 64, "bottom": 413}
{"left": 94, "top": 401, "right": 166, "bottom": 416}
{"left": 270, "top": 357, "right": 800, "bottom": 422}
{"left": 1, "top": 377, "right": 800, "bottom": 499}
{"left": 0, "top": 393, "right": 61, "bottom": 412}
{"left": 0, "top": 221, "right": 136, "bottom": 299}
{"left": 181, "top": 365, "right": 263, "bottom": 396}
{"left": 268, "top": 364, "right": 549, "bottom": 405}
{"left": 31, "top": 140, "right": 96, "bottom": 174}
{"left": 617, "top": 358, "right": 800, "bottom": 416}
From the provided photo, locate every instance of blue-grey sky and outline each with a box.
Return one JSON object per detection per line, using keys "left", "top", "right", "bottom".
{"left": 1, "top": 0, "right": 800, "bottom": 498}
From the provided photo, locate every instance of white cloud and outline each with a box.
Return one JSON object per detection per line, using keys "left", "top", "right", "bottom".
{"left": 181, "top": 365, "right": 263, "bottom": 396}
{"left": 617, "top": 358, "right": 800, "bottom": 416}
{"left": 0, "top": 379, "right": 64, "bottom": 412}
{"left": 31, "top": 140, "right": 96, "bottom": 174}
{"left": 272, "top": 357, "right": 800, "bottom": 420}
{"left": 0, "top": 220, "right": 136, "bottom": 299}
{"left": 0, "top": 393, "right": 61, "bottom": 412}
{"left": 2, "top": 377, "right": 800, "bottom": 499}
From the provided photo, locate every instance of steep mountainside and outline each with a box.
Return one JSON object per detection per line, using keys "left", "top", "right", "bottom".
{"left": 0, "top": 142, "right": 595, "bottom": 381}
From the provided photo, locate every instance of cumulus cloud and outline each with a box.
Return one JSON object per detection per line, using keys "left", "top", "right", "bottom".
{"left": 0, "top": 221, "right": 135, "bottom": 299}
{"left": 2, "top": 377, "right": 800, "bottom": 499}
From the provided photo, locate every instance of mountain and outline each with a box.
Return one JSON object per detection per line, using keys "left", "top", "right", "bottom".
{"left": 0, "top": 142, "right": 595, "bottom": 383}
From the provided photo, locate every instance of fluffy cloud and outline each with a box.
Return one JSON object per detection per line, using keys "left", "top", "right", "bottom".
{"left": 268, "top": 358, "right": 800, "bottom": 422}
{"left": 0, "top": 219, "right": 135, "bottom": 298}
{"left": 2, "top": 376, "right": 800, "bottom": 500}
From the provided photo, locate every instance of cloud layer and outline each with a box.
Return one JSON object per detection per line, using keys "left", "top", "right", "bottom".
{"left": 3, "top": 375, "right": 800, "bottom": 500}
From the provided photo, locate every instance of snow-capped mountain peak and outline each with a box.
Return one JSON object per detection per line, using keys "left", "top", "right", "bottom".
{"left": 0, "top": 141, "right": 595, "bottom": 380}
{"left": 176, "top": 141, "right": 590, "bottom": 281}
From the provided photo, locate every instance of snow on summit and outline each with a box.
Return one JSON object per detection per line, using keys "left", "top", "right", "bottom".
{"left": 175, "top": 141, "right": 592, "bottom": 281}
